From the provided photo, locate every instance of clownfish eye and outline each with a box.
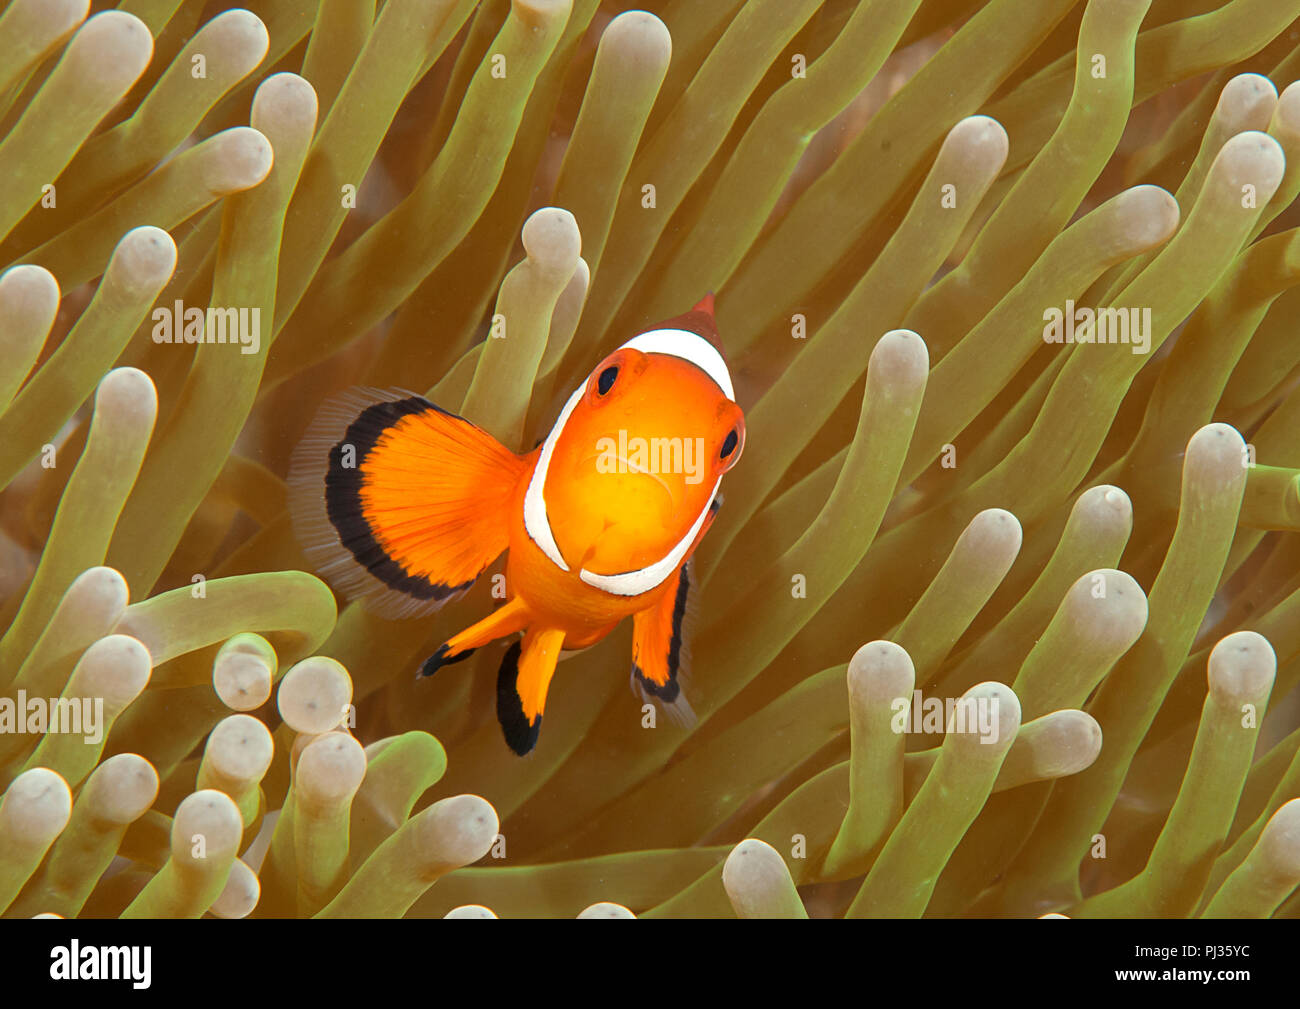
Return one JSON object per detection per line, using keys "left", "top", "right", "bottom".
{"left": 720, "top": 428, "right": 739, "bottom": 459}
{"left": 597, "top": 366, "right": 619, "bottom": 395}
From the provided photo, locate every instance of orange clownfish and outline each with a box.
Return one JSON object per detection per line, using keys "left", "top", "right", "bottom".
{"left": 288, "top": 295, "right": 744, "bottom": 755}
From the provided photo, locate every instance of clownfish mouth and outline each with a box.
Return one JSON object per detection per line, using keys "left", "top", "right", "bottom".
{"left": 577, "top": 479, "right": 720, "bottom": 596}
{"left": 579, "top": 449, "right": 678, "bottom": 505}
{"left": 611, "top": 453, "right": 677, "bottom": 509}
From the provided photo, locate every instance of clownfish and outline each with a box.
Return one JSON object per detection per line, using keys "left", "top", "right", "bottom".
{"left": 288, "top": 295, "right": 744, "bottom": 755}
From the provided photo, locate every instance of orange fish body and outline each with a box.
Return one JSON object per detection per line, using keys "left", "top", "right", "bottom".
{"left": 289, "top": 296, "right": 744, "bottom": 754}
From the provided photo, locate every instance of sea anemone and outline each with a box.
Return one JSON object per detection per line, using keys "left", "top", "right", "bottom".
{"left": 1, "top": 0, "right": 1299, "bottom": 919}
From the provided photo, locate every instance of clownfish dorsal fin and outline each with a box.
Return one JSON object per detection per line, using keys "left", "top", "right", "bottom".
{"left": 288, "top": 387, "right": 528, "bottom": 619}
{"left": 615, "top": 294, "right": 733, "bottom": 402}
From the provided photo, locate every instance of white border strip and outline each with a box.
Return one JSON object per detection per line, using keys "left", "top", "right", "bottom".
{"left": 522, "top": 385, "right": 582, "bottom": 572}
{"left": 621, "top": 328, "right": 735, "bottom": 401}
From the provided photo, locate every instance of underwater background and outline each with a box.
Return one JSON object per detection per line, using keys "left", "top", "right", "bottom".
{"left": 1, "top": 0, "right": 1300, "bottom": 918}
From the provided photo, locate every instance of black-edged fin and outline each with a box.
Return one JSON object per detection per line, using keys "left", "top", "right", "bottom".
{"left": 630, "top": 560, "right": 697, "bottom": 728}
{"left": 496, "top": 641, "right": 539, "bottom": 755}
{"left": 418, "top": 643, "right": 477, "bottom": 679}
{"left": 288, "top": 387, "right": 527, "bottom": 620}
{"left": 418, "top": 596, "right": 531, "bottom": 678}
{"left": 495, "top": 627, "right": 565, "bottom": 755}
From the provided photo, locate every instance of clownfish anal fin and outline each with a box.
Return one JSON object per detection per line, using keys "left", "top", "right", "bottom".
{"left": 496, "top": 642, "right": 534, "bottom": 754}
{"left": 288, "top": 386, "right": 527, "bottom": 620}
{"left": 630, "top": 560, "right": 697, "bottom": 728}
{"left": 496, "top": 627, "right": 565, "bottom": 755}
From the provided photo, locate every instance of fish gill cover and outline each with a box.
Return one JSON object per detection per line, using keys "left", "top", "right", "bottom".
{"left": 0, "top": 0, "right": 1297, "bottom": 922}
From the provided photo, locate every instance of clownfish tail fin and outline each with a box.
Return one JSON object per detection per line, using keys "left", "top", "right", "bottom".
{"left": 630, "top": 560, "right": 698, "bottom": 729}
{"left": 288, "top": 387, "right": 527, "bottom": 620}
{"left": 497, "top": 626, "right": 565, "bottom": 755}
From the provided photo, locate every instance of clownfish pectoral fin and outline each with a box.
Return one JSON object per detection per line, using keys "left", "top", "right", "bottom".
{"left": 497, "top": 626, "right": 565, "bottom": 755}
{"left": 630, "top": 560, "right": 697, "bottom": 728}
{"left": 419, "top": 596, "right": 532, "bottom": 678}
{"left": 288, "top": 387, "right": 528, "bottom": 620}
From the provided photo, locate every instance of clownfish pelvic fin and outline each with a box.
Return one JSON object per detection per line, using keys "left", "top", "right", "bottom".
{"left": 419, "top": 595, "right": 532, "bottom": 678}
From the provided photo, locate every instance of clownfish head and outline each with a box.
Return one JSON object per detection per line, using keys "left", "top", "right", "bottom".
{"left": 526, "top": 296, "right": 744, "bottom": 596}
